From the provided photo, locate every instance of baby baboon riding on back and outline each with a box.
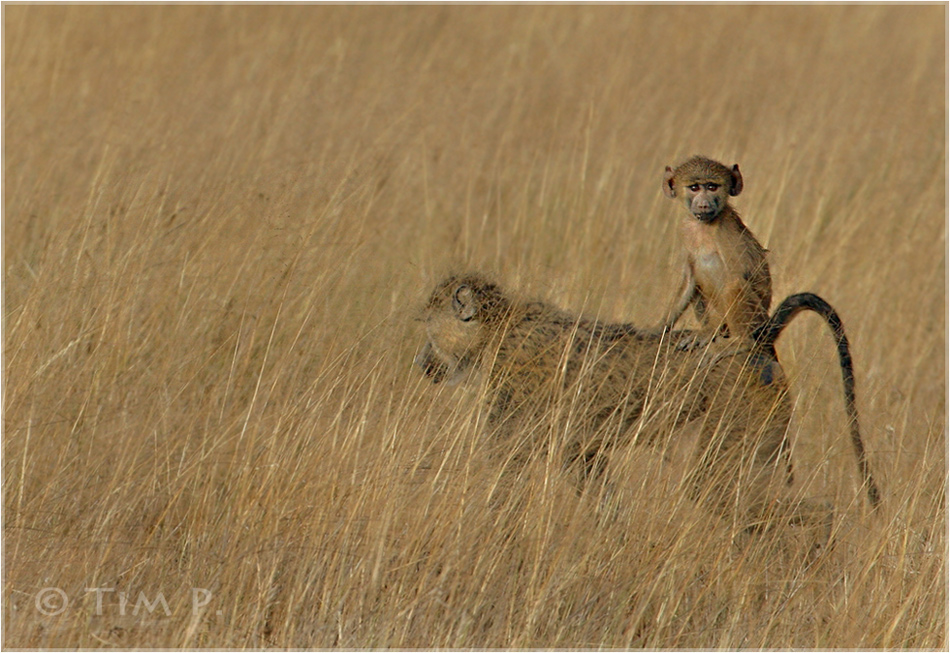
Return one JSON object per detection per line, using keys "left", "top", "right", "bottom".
{"left": 415, "top": 273, "right": 880, "bottom": 535}
{"left": 661, "top": 156, "right": 772, "bottom": 351}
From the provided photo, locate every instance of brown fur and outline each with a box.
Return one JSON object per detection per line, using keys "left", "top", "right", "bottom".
{"left": 415, "top": 273, "right": 875, "bottom": 536}
{"left": 662, "top": 156, "right": 771, "bottom": 350}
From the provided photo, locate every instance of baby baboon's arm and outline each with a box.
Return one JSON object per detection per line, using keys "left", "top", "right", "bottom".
{"left": 663, "top": 262, "right": 698, "bottom": 331}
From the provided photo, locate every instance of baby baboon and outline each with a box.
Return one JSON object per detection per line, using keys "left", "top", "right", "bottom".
{"left": 415, "top": 273, "right": 880, "bottom": 533}
{"left": 661, "top": 156, "right": 771, "bottom": 350}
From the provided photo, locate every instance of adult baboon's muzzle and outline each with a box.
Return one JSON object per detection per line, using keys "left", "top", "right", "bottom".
{"left": 414, "top": 342, "right": 448, "bottom": 383}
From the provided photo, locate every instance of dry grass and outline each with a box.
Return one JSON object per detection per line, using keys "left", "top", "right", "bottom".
{"left": 3, "top": 5, "right": 945, "bottom": 648}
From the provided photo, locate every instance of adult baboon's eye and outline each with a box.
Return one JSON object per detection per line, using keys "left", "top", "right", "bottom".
{"left": 688, "top": 184, "right": 700, "bottom": 192}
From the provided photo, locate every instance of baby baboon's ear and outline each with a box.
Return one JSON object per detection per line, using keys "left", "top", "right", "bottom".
{"left": 662, "top": 166, "right": 677, "bottom": 199}
{"left": 452, "top": 285, "right": 478, "bottom": 322}
{"left": 729, "top": 164, "right": 743, "bottom": 196}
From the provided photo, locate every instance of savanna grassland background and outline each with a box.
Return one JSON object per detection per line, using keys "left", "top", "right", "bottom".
{"left": 3, "top": 5, "right": 946, "bottom": 649}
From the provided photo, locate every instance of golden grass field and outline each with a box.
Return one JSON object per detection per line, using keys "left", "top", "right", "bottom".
{"left": 3, "top": 5, "right": 946, "bottom": 649}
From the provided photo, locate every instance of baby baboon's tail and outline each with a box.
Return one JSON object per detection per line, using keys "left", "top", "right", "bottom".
{"left": 754, "top": 293, "right": 882, "bottom": 509}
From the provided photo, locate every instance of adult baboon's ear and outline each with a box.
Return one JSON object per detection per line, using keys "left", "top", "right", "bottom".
{"left": 662, "top": 166, "right": 677, "bottom": 198}
{"left": 452, "top": 285, "right": 478, "bottom": 322}
{"left": 729, "top": 164, "right": 743, "bottom": 196}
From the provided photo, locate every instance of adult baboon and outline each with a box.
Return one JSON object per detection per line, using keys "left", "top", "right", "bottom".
{"left": 415, "top": 273, "right": 880, "bottom": 534}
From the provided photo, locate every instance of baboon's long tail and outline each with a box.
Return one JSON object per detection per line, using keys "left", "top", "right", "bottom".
{"left": 754, "top": 293, "right": 882, "bottom": 509}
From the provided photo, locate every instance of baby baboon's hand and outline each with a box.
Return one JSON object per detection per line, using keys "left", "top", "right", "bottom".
{"left": 674, "top": 331, "right": 714, "bottom": 352}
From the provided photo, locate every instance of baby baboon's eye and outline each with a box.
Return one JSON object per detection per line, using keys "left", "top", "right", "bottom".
{"left": 705, "top": 183, "right": 720, "bottom": 191}
{"left": 688, "top": 184, "right": 701, "bottom": 192}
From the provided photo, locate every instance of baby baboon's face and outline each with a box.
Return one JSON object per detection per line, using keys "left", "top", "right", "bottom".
{"left": 663, "top": 156, "right": 743, "bottom": 223}
{"left": 680, "top": 178, "right": 730, "bottom": 222}
{"left": 414, "top": 276, "right": 496, "bottom": 385}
